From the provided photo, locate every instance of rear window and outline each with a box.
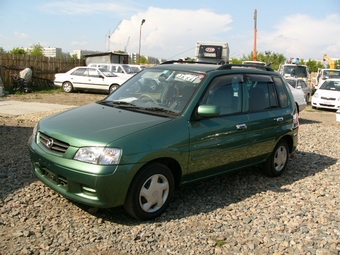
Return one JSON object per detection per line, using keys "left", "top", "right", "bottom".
{"left": 273, "top": 76, "right": 289, "bottom": 108}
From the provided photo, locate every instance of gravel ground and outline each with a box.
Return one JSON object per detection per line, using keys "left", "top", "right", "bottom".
{"left": 0, "top": 92, "right": 339, "bottom": 255}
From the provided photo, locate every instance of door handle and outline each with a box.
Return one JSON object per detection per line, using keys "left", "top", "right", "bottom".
{"left": 275, "top": 117, "right": 284, "bottom": 122}
{"left": 236, "top": 124, "right": 247, "bottom": 130}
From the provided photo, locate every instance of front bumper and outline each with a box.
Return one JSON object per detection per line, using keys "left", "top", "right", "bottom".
{"left": 28, "top": 136, "right": 141, "bottom": 208}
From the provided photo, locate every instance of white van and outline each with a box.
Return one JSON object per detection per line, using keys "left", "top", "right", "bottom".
{"left": 87, "top": 63, "right": 135, "bottom": 78}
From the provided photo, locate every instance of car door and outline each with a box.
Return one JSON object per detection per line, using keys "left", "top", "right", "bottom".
{"left": 85, "top": 68, "right": 108, "bottom": 91}
{"left": 69, "top": 67, "right": 89, "bottom": 89}
{"left": 244, "top": 74, "right": 292, "bottom": 164}
{"left": 186, "top": 75, "right": 250, "bottom": 181}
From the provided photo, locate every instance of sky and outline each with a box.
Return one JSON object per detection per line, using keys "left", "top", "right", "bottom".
{"left": 1, "top": 0, "right": 340, "bottom": 61}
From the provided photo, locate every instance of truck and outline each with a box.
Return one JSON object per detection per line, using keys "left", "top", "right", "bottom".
{"left": 195, "top": 41, "right": 229, "bottom": 64}
{"left": 278, "top": 58, "right": 309, "bottom": 82}
{"left": 315, "top": 68, "right": 340, "bottom": 89}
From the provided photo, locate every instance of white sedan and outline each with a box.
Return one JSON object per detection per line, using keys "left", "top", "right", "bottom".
{"left": 311, "top": 78, "right": 340, "bottom": 110}
{"left": 288, "top": 84, "right": 306, "bottom": 113}
{"left": 54, "top": 66, "right": 128, "bottom": 94}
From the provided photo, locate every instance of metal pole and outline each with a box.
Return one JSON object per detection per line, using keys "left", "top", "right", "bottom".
{"left": 253, "top": 9, "right": 257, "bottom": 61}
{"left": 138, "top": 19, "right": 145, "bottom": 65}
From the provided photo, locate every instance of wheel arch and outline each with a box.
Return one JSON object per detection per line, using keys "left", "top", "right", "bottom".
{"left": 137, "top": 157, "right": 182, "bottom": 188}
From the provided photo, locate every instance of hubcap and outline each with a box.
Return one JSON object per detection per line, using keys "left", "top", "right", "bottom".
{"left": 273, "top": 145, "right": 287, "bottom": 172}
{"left": 139, "top": 174, "right": 169, "bottom": 213}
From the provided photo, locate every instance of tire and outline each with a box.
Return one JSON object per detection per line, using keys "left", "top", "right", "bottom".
{"left": 62, "top": 82, "right": 73, "bottom": 93}
{"left": 124, "top": 163, "right": 174, "bottom": 220}
{"left": 109, "top": 84, "right": 119, "bottom": 93}
{"left": 263, "top": 139, "right": 289, "bottom": 177}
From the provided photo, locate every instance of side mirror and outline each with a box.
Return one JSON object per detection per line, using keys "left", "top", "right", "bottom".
{"left": 197, "top": 105, "right": 220, "bottom": 117}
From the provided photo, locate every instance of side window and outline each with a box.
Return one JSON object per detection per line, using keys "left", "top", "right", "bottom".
{"left": 273, "top": 76, "right": 289, "bottom": 108}
{"left": 248, "top": 82, "right": 270, "bottom": 112}
{"left": 200, "top": 75, "right": 242, "bottom": 115}
{"left": 71, "top": 68, "right": 87, "bottom": 76}
{"left": 88, "top": 68, "right": 100, "bottom": 77}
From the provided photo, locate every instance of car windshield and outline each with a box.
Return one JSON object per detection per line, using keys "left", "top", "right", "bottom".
{"left": 285, "top": 79, "right": 296, "bottom": 88}
{"left": 319, "top": 80, "right": 340, "bottom": 91}
{"left": 99, "top": 68, "right": 117, "bottom": 77}
{"left": 283, "top": 65, "right": 308, "bottom": 79}
{"left": 99, "top": 68, "right": 205, "bottom": 116}
{"left": 122, "top": 65, "right": 135, "bottom": 74}
{"left": 322, "top": 70, "right": 340, "bottom": 79}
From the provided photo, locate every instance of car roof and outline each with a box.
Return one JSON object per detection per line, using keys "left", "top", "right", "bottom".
{"left": 151, "top": 62, "right": 275, "bottom": 74}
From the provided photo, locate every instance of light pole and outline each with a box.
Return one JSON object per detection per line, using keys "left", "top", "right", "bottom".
{"left": 138, "top": 19, "right": 145, "bottom": 65}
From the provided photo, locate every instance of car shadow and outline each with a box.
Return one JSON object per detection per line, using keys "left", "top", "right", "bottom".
{"left": 92, "top": 149, "right": 336, "bottom": 224}
{"left": 0, "top": 125, "right": 36, "bottom": 203}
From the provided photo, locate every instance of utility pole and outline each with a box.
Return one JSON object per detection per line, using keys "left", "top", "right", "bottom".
{"left": 253, "top": 9, "right": 257, "bottom": 61}
{"left": 138, "top": 19, "right": 146, "bottom": 65}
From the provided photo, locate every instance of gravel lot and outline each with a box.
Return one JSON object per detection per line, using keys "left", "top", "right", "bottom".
{"left": 1, "top": 92, "right": 339, "bottom": 255}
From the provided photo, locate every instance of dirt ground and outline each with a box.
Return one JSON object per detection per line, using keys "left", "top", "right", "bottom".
{"left": 0, "top": 91, "right": 338, "bottom": 126}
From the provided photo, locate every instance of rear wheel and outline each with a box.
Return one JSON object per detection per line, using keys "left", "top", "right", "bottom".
{"left": 124, "top": 163, "right": 174, "bottom": 220}
{"left": 62, "top": 82, "right": 73, "bottom": 93}
{"left": 263, "top": 139, "right": 289, "bottom": 177}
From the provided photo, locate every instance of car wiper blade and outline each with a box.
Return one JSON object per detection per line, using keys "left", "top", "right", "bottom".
{"left": 97, "top": 100, "right": 139, "bottom": 108}
{"left": 143, "top": 107, "right": 177, "bottom": 115}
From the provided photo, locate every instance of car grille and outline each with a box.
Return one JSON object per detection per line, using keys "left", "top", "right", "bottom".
{"left": 39, "top": 132, "right": 70, "bottom": 153}
{"left": 320, "top": 96, "right": 335, "bottom": 101}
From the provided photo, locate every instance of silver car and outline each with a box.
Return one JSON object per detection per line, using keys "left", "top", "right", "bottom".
{"left": 285, "top": 78, "right": 312, "bottom": 104}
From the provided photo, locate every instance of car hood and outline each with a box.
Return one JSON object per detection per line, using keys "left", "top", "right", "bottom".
{"left": 316, "top": 89, "right": 340, "bottom": 97}
{"left": 39, "top": 103, "right": 171, "bottom": 147}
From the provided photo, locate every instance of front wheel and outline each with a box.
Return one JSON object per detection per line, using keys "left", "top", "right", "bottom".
{"left": 62, "top": 82, "right": 73, "bottom": 93}
{"left": 263, "top": 139, "right": 289, "bottom": 177}
{"left": 124, "top": 163, "right": 174, "bottom": 220}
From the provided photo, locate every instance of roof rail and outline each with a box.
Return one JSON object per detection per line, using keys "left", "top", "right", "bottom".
{"left": 216, "top": 64, "right": 274, "bottom": 72}
{"left": 160, "top": 60, "right": 226, "bottom": 65}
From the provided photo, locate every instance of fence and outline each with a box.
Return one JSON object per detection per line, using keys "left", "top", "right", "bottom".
{"left": 0, "top": 53, "right": 85, "bottom": 89}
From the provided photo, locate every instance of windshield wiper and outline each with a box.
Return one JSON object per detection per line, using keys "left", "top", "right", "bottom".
{"left": 143, "top": 107, "right": 178, "bottom": 115}
{"left": 97, "top": 100, "right": 139, "bottom": 108}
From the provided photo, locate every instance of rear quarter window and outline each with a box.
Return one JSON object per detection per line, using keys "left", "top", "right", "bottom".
{"left": 272, "top": 76, "right": 289, "bottom": 108}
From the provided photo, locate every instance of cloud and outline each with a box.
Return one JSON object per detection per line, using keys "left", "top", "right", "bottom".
{"left": 110, "top": 7, "right": 232, "bottom": 60}
{"left": 258, "top": 14, "right": 340, "bottom": 59}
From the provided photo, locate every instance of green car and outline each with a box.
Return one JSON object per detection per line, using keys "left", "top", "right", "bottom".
{"left": 28, "top": 62, "right": 299, "bottom": 220}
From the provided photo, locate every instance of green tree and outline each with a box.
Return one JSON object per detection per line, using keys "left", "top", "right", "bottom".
{"left": 29, "top": 43, "right": 44, "bottom": 56}
{"left": 304, "top": 59, "right": 323, "bottom": 72}
{"left": 242, "top": 51, "right": 286, "bottom": 71}
{"left": 139, "top": 55, "right": 149, "bottom": 64}
{"left": 0, "top": 47, "right": 6, "bottom": 53}
{"left": 10, "top": 47, "right": 27, "bottom": 54}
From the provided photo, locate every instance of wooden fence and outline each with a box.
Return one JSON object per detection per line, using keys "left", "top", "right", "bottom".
{"left": 0, "top": 53, "right": 85, "bottom": 89}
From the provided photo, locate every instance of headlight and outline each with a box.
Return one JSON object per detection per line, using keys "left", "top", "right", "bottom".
{"left": 74, "top": 147, "right": 122, "bottom": 165}
{"left": 313, "top": 92, "right": 319, "bottom": 98}
{"left": 32, "top": 124, "right": 38, "bottom": 140}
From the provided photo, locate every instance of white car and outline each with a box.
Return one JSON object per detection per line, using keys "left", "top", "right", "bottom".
{"left": 87, "top": 63, "right": 135, "bottom": 79}
{"left": 288, "top": 84, "right": 306, "bottom": 113}
{"left": 54, "top": 66, "right": 127, "bottom": 93}
{"left": 311, "top": 78, "right": 340, "bottom": 110}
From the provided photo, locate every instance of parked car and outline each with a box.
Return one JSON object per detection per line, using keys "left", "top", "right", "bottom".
{"left": 287, "top": 84, "right": 307, "bottom": 113}
{"left": 54, "top": 66, "right": 127, "bottom": 93}
{"left": 28, "top": 62, "right": 299, "bottom": 220}
{"left": 285, "top": 77, "right": 311, "bottom": 104}
{"left": 129, "top": 64, "right": 146, "bottom": 73}
{"left": 311, "top": 78, "right": 340, "bottom": 110}
{"left": 87, "top": 63, "right": 135, "bottom": 78}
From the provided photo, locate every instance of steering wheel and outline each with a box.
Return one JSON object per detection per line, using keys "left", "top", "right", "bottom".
{"left": 138, "top": 94, "right": 158, "bottom": 104}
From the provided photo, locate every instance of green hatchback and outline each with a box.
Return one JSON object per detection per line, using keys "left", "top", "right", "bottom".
{"left": 28, "top": 62, "right": 299, "bottom": 220}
